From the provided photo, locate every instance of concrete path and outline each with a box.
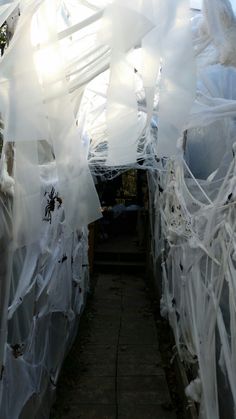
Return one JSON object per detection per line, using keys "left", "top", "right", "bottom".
{"left": 51, "top": 272, "right": 177, "bottom": 419}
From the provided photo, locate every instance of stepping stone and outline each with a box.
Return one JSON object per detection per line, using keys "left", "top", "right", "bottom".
{"left": 117, "top": 344, "right": 163, "bottom": 376}
{"left": 75, "top": 376, "right": 116, "bottom": 404}
{"left": 118, "top": 403, "right": 177, "bottom": 419}
{"left": 117, "top": 376, "right": 172, "bottom": 405}
{"left": 77, "top": 345, "right": 117, "bottom": 377}
{"left": 70, "top": 403, "right": 116, "bottom": 419}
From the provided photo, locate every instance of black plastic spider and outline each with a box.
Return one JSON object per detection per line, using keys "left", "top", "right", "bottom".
{"left": 44, "top": 187, "right": 62, "bottom": 223}
{"left": 58, "top": 254, "right": 67, "bottom": 264}
{"left": 11, "top": 343, "right": 24, "bottom": 359}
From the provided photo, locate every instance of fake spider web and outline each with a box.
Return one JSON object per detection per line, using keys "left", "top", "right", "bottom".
{"left": 1, "top": 1, "right": 236, "bottom": 419}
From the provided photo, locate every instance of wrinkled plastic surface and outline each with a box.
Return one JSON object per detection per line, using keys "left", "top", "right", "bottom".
{"left": 2, "top": 1, "right": 236, "bottom": 418}
{"left": 148, "top": 2, "right": 236, "bottom": 419}
{"left": 0, "top": 164, "right": 90, "bottom": 419}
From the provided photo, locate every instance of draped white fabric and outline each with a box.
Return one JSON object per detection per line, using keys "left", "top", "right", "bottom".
{"left": 156, "top": 0, "right": 195, "bottom": 156}
{"left": 148, "top": 2, "right": 236, "bottom": 419}
{"left": 2, "top": 0, "right": 236, "bottom": 418}
{"left": 0, "top": 2, "right": 18, "bottom": 28}
{"left": 0, "top": 0, "right": 196, "bottom": 246}
{"left": 0, "top": 0, "right": 102, "bottom": 247}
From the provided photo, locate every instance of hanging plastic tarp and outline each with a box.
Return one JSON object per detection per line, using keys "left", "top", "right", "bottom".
{"left": 0, "top": 0, "right": 195, "bottom": 417}
{"left": 2, "top": 0, "right": 236, "bottom": 418}
{"left": 0, "top": 161, "right": 91, "bottom": 418}
{"left": 148, "top": 1, "right": 236, "bottom": 419}
{"left": 0, "top": 0, "right": 102, "bottom": 248}
{"left": 62, "top": 0, "right": 195, "bottom": 168}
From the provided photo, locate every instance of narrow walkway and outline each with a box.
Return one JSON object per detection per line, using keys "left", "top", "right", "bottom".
{"left": 51, "top": 271, "right": 177, "bottom": 419}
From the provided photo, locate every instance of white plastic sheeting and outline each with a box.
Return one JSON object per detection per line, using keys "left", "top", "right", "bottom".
{"left": 0, "top": 0, "right": 102, "bottom": 248}
{"left": 0, "top": 3, "right": 18, "bottom": 29}
{"left": 0, "top": 0, "right": 195, "bottom": 245}
{"left": 0, "top": 0, "right": 195, "bottom": 417}
{"left": 149, "top": 152, "right": 236, "bottom": 418}
{"left": 0, "top": 163, "right": 90, "bottom": 419}
{"left": 148, "top": 1, "right": 236, "bottom": 418}
{"left": 80, "top": 0, "right": 195, "bottom": 165}
{"left": 0, "top": 2, "right": 102, "bottom": 417}
{"left": 1, "top": 0, "right": 236, "bottom": 418}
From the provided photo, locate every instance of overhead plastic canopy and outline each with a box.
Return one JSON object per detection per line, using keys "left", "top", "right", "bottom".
{"left": 229, "top": 0, "right": 236, "bottom": 12}
{"left": 2, "top": 2, "right": 236, "bottom": 419}
{"left": 0, "top": 0, "right": 197, "bottom": 246}
{"left": 190, "top": 0, "right": 202, "bottom": 9}
{"left": 0, "top": 2, "right": 18, "bottom": 27}
{"left": 189, "top": 0, "right": 236, "bottom": 13}
{"left": 1, "top": 0, "right": 236, "bottom": 246}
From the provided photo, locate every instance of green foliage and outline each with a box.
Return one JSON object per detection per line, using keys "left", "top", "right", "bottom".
{"left": 0, "top": 24, "right": 7, "bottom": 54}
{"left": 122, "top": 170, "right": 137, "bottom": 197}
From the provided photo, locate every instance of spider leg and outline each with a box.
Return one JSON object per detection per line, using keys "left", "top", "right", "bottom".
{"left": 56, "top": 197, "right": 62, "bottom": 208}
{"left": 45, "top": 204, "right": 49, "bottom": 217}
{"left": 50, "top": 187, "right": 55, "bottom": 198}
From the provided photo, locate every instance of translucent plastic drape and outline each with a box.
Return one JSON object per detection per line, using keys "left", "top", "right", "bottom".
{"left": 81, "top": 0, "right": 196, "bottom": 166}
{"left": 0, "top": 2, "right": 18, "bottom": 28}
{"left": 0, "top": 0, "right": 102, "bottom": 248}
{"left": 148, "top": 2, "right": 236, "bottom": 419}
{"left": 4, "top": 1, "right": 236, "bottom": 418}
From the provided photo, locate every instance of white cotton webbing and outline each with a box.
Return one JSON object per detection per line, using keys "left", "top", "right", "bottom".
{"left": 146, "top": 2, "right": 236, "bottom": 414}
{"left": 2, "top": 1, "right": 236, "bottom": 419}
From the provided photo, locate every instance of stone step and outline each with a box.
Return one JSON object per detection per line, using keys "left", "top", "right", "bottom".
{"left": 94, "top": 251, "right": 146, "bottom": 263}
{"left": 93, "top": 260, "right": 146, "bottom": 274}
